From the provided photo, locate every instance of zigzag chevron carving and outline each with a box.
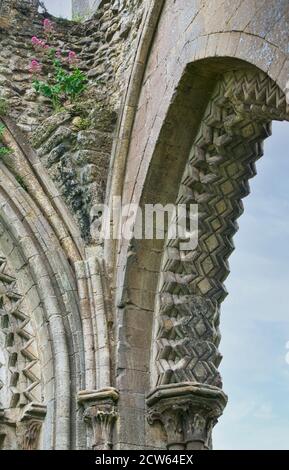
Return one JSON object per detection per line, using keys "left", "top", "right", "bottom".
{"left": 0, "top": 254, "right": 41, "bottom": 408}
{"left": 155, "top": 70, "right": 289, "bottom": 388}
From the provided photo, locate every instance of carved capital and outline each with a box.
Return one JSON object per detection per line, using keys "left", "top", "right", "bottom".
{"left": 78, "top": 388, "right": 119, "bottom": 450}
{"left": 17, "top": 402, "right": 47, "bottom": 450}
{"left": 0, "top": 403, "right": 46, "bottom": 450}
{"left": 147, "top": 383, "right": 227, "bottom": 450}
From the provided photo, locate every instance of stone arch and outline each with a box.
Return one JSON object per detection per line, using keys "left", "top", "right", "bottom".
{"left": 112, "top": 53, "right": 289, "bottom": 449}
{"left": 147, "top": 66, "right": 289, "bottom": 449}
{"left": 0, "top": 201, "right": 70, "bottom": 450}
{"left": 0, "top": 143, "right": 78, "bottom": 449}
{"left": 0, "top": 117, "right": 114, "bottom": 449}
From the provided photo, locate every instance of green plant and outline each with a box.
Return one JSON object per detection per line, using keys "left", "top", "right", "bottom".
{"left": 33, "top": 59, "right": 88, "bottom": 110}
{"left": 54, "top": 61, "right": 88, "bottom": 100}
{"left": 0, "top": 123, "right": 5, "bottom": 137}
{"left": 0, "top": 124, "right": 12, "bottom": 157}
{"left": 72, "top": 11, "right": 90, "bottom": 22}
{"left": 0, "top": 98, "right": 9, "bottom": 116}
{"left": 0, "top": 146, "right": 12, "bottom": 157}
{"left": 30, "top": 21, "right": 88, "bottom": 110}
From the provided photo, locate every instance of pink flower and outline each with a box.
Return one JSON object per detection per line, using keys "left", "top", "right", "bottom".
{"left": 31, "top": 36, "right": 47, "bottom": 48}
{"left": 56, "top": 50, "right": 62, "bottom": 58}
{"left": 68, "top": 50, "right": 77, "bottom": 65}
{"left": 31, "top": 36, "right": 39, "bottom": 45}
{"left": 29, "top": 59, "right": 42, "bottom": 75}
{"left": 43, "top": 19, "right": 54, "bottom": 34}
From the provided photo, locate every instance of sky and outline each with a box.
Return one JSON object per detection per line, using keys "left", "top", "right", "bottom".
{"left": 214, "top": 120, "right": 289, "bottom": 450}
{"left": 42, "top": 0, "right": 72, "bottom": 18}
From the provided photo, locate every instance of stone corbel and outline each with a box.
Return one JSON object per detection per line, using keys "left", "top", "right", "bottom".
{"left": 17, "top": 402, "right": 47, "bottom": 450}
{"left": 147, "top": 383, "right": 227, "bottom": 450}
{"left": 78, "top": 388, "right": 119, "bottom": 450}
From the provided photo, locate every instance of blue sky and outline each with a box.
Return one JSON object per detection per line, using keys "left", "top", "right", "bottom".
{"left": 214, "top": 121, "right": 289, "bottom": 449}
{"left": 42, "top": 0, "right": 72, "bottom": 18}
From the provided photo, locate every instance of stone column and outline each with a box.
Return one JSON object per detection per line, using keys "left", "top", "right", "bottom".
{"left": 78, "top": 388, "right": 119, "bottom": 450}
{"left": 147, "top": 383, "right": 227, "bottom": 450}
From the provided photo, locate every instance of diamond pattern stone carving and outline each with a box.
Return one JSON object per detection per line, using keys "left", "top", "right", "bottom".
{"left": 0, "top": 254, "right": 41, "bottom": 409}
{"left": 155, "top": 70, "right": 289, "bottom": 388}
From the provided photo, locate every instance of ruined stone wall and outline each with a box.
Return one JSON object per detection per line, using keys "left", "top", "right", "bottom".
{"left": 0, "top": 0, "right": 145, "bottom": 239}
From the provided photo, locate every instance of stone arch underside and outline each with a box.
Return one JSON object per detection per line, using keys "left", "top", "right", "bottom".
{"left": 146, "top": 69, "right": 289, "bottom": 449}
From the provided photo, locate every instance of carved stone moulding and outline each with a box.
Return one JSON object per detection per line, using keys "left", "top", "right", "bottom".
{"left": 78, "top": 388, "right": 119, "bottom": 450}
{"left": 147, "top": 382, "right": 227, "bottom": 450}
